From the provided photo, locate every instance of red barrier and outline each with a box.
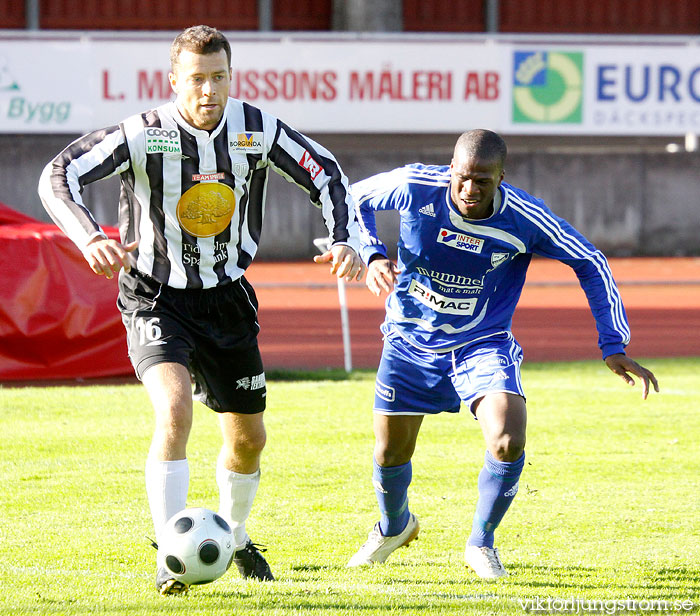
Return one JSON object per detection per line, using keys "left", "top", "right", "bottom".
{"left": 0, "top": 203, "right": 131, "bottom": 380}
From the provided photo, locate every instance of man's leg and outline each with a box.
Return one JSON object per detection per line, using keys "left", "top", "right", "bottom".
{"left": 142, "top": 362, "right": 194, "bottom": 542}
{"left": 347, "top": 414, "right": 423, "bottom": 566}
{"left": 465, "top": 392, "right": 526, "bottom": 579}
{"left": 141, "top": 362, "right": 194, "bottom": 595}
{"left": 216, "top": 411, "right": 273, "bottom": 581}
{"left": 373, "top": 414, "right": 423, "bottom": 535}
{"left": 217, "top": 411, "right": 266, "bottom": 547}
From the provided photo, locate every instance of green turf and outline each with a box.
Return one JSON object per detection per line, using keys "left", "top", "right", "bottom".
{"left": 1, "top": 357, "right": 698, "bottom": 615}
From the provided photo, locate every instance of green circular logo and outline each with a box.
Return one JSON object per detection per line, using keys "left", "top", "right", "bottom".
{"left": 513, "top": 51, "right": 583, "bottom": 124}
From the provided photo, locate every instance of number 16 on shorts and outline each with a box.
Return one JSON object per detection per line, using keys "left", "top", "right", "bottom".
{"left": 134, "top": 316, "right": 166, "bottom": 347}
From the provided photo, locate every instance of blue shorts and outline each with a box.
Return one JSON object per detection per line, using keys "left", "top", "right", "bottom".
{"left": 374, "top": 328, "right": 525, "bottom": 416}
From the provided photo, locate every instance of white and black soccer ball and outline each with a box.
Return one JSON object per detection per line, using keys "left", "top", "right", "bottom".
{"left": 157, "top": 507, "right": 234, "bottom": 586}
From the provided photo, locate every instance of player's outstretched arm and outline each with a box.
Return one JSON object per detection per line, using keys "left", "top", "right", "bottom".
{"left": 83, "top": 237, "right": 138, "bottom": 280}
{"left": 366, "top": 256, "right": 401, "bottom": 297}
{"left": 313, "top": 244, "right": 365, "bottom": 282}
{"left": 604, "top": 353, "right": 660, "bottom": 400}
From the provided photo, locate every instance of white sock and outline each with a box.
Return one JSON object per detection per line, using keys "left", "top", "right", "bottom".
{"left": 145, "top": 458, "right": 189, "bottom": 543}
{"left": 216, "top": 451, "right": 260, "bottom": 550}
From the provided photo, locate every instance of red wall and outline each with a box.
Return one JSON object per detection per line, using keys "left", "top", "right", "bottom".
{"left": 1, "top": 0, "right": 25, "bottom": 28}
{"left": 2, "top": 0, "right": 698, "bottom": 33}
{"left": 1, "top": 0, "right": 332, "bottom": 31}
{"left": 499, "top": 0, "right": 700, "bottom": 34}
{"left": 273, "top": 0, "right": 331, "bottom": 30}
{"left": 403, "top": 0, "right": 484, "bottom": 32}
{"left": 39, "top": 0, "right": 259, "bottom": 30}
{"left": 403, "top": 0, "right": 700, "bottom": 34}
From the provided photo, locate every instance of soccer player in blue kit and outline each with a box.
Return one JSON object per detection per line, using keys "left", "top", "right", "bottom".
{"left": 346, "top": 129, "right": 659, "bottom": 579}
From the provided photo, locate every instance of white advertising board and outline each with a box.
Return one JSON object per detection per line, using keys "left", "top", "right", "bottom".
{"left": 0, "top": 35, "right": 698, "bottom": 135}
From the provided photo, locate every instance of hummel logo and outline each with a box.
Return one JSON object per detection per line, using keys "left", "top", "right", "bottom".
{"left": 419, "top": 202, "right": 435, "bottom": 217}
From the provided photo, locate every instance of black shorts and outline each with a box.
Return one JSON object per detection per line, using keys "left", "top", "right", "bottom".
{"left": 117, "top": 270, "right": 266, "bottom": 414}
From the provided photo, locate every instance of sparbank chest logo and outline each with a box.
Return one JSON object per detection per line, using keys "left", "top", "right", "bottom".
{"left": 512, "top": 51, "right": 583, "bottom": 124}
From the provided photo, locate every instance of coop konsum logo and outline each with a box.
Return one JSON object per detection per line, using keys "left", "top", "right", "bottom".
{"left": 512, "top": 51, "right": 583, "bottom": 124}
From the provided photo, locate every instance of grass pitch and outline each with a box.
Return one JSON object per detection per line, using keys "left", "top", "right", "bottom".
{"left": 1, "top": 357, "right": 699, "bottom": 615}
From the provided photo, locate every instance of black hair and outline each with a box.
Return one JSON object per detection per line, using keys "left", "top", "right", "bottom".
{"left": 454, "top": 129, "right": 507, "bottom": 169}
{"left": 170, "top": 25, "right": 232, "bottom": 71}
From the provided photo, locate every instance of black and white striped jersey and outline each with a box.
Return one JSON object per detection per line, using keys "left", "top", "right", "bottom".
{"left": 38, "top": 99, "right": 360, "bottom": 289}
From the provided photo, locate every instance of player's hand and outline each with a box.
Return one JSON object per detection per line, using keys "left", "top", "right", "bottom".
{"left": 366, "top": 256, "right": 401, "bottom": 297}
{"left": 82, "top": 237, "right": 138, "bottom": 279}
{"left": 313, "top": 244, "right": 365, "bottom": 282}
{"left": 604, "top": 353, "right": 659, "bottom": 400}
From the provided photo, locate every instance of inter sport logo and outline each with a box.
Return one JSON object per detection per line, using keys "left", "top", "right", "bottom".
{"left": 437, "top": 228, "right": 484, "bottom": 253}
{"left": 512, "top": 51, "right": 583, "bottom": 124}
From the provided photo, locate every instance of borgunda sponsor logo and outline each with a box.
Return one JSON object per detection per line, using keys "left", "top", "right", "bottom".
{"left": 230, "top": 132, "right": 263, "bottom": 151}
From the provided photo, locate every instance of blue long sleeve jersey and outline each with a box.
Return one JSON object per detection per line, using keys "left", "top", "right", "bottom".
{"left": 353, "top": 164, "right": 630, "bottom": 357}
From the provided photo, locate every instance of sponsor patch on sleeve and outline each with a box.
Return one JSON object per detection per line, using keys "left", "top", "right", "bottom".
{"left": 298, "top": 150, "right": 323, "bottom": 180}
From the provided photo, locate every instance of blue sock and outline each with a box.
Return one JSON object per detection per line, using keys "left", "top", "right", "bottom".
{"left": 468, "top": 450, "right": 525, "bottom": 548}
{"left": 373, "top": 458, "right": 412, "bottom": 536}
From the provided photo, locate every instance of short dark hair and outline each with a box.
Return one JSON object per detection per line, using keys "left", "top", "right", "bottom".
{"left": 170, "top": 25, "right": 232, "bottom": 71}
{"left": 454, "top": 129, "right": 507, "bottom": 169}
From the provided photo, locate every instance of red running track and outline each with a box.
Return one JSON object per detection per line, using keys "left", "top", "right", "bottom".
{"left": 246, "top": 257, "right": 700, "bottom": 370}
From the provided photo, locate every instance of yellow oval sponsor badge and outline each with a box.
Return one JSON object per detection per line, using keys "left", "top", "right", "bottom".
{"left": 176, "top": 182, "right": 236, "bottom": 238}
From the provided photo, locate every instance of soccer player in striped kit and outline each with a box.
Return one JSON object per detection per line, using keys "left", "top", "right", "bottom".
{"left": 347, "top": 129, "right": 658, "bottom": 579}
{"left": 38, "top": 25, "right": 364, "bottom": 594}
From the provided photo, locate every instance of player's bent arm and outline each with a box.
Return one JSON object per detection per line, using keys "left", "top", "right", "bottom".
{"left": 525, "top": 201, "right": 630, "bottom": 356}
{"left": 264, "top": 117, "right": 360, "bottom": 251}
{"left": 37, "top": 125, "right": 131, "bottom": 249}
{"left": 604, "top": 353, "right": 660, "bottom": 400}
